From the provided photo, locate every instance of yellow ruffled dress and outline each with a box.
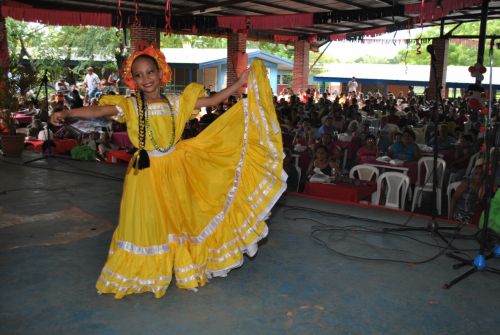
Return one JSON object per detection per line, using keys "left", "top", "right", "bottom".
{"left": 95, "top": 60, "right": 287, "bottom": 298}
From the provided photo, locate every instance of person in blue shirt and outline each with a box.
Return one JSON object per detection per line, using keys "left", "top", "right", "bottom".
{"left": 428, "top": 124, "right": 456, "bottom": 150}
{"left": 388, "top": 128, "right": 421, "bottom": 161}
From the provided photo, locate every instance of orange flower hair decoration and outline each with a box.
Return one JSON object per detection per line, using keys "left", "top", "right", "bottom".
{"left": 122, "top": 46, "right": 172, "bottom": 90}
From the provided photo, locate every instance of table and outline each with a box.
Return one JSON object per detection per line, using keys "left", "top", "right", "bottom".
{"left": 106, "top": 150, "right": 133, "bottom": 163}
{"left": 303, "top": 181, "right": 377, "bottom": 203}
{"left": 112, "top": 131, "right": 133, "bottom": 149}
{"left": 24, "top": 138, "right": 79, "bottom": 154}
{"left": 363, "top": 159, "right": 418, "bottom": 184}
{"left": 14, "top": 113, "right": 33, "bottom": 126}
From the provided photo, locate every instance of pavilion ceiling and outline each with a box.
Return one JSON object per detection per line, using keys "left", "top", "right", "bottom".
{"left": 3, "top": 0, "right": 500, "bottom": 48}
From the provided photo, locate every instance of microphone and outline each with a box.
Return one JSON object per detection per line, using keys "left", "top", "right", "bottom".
{"left": 426, "top": 45, "right": 436, "bottom": 61}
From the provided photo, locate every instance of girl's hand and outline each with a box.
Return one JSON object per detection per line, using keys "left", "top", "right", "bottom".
{"left": 237, "top": 68, "right": 250, "bottom": 86}
{"left": 50, "top": 111, "right": 68, "bottom": 126}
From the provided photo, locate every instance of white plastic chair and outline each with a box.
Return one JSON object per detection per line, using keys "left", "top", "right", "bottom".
{"left": 372, "top": 172, "right": 410, "bottom": 210}
{"left": 448, "top": 152, "right": 480, "bottom": 185}
{"left": 465, "top": 152, "right": 481, "bottom": 177}
{"left": 447, "top": 181, "right": 462, "bottom": 219}
{"left": 349, "top": 164, "right": 379, "bottom": 182}
{"left": 294, "top": 165, "right": 301, "bottom": 192}
{"left": 411, "top": 157, "right": 447, "bottom": 215}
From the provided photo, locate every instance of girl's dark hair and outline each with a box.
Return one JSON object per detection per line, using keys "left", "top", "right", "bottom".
{"left": 132, "top": 54, "right": 159, "bottom": 71}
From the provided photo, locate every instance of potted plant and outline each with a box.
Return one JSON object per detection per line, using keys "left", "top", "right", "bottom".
{"left": 0, "top": 64, "right": 25, "bottom": 157}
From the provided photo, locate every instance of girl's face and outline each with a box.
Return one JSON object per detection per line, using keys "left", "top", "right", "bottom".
{"left": 132, "top": 57, "right": 163, "bottom": 96}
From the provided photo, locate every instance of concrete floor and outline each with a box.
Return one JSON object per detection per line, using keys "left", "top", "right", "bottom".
{"left": 1, "top": 152, "right": 500, "bottom": 335}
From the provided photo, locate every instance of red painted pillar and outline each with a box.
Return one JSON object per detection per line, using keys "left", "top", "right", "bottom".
{"left": 427, "top": 38, "right": 449, "bottom": 100}
{"left": 293, "top": 40, "right": 310, "bottom": 94}
{"left": 227, "top": 31, "right": 247, "bottom": 95}
{"left": 129, "top": 23, "right": 160, "bottom": 53}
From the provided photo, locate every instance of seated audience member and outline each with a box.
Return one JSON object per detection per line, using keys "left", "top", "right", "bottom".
{"left": 283, "top": 148, "right": 299, "bottom": 192}
{"left": 450, "top": 165, "right": 485, "bottom": 224}
{"left": 377, "top": 116, "right": 399, "bottom": 155}
{"left": 214, "top": 102, "right": 226, "bottom": 117}
{"left": 315, "top": 133, "right": 342, "bottom": 162}
{"left": 70, "top": 89, "right": 84, "bottom": 109}
{"left": 332, "top": 114, "right": 345, "bottom": 132}
{"left": 317, "top": 116, "right": 336, "bottom": 138}
{"left": 200, "top": 106, "right": 216, "bottom": 125}
{"left": 356, "top": 134, "right": 378, "bottom": 164}
{"left": 97, "top": 132, "right": 119, "bottom": 161}
{"left": 21, "top": 102, "right": 39, "bottom": 116}
{"left": 37, "top": 125, "right": 54, "bottom": 141}
{"left": 449, "top": 134, "right": 475, "bottom": 181}
{"left": 387, "top": 128, "right": 421, "bottom": 161}
{"left": 306, "top": 145, "right": 340, "bottom": 179}
{"left": 28, "top": 119, "right": 45, "bottom": 139}
{"left": 293, "top": 125, "right": 315, "bottom": 149}
{"left": 55, "top": 77, "right": 71, "bottom": 103}
{"left": 358, "top": 121, "right": 372, "bottom": 146}
{"left": 386, "top": 108, "right": 400, "bottom": 125}
{"left": 428, "top": 124, "right": 455, "bottom": 150}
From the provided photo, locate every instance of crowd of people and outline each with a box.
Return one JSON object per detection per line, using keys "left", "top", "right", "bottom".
{"left": 275, "top": 84, "right": 500, "bottom": 224}
{"left": 5, "top": 65, "right": 500, "bottom": 225}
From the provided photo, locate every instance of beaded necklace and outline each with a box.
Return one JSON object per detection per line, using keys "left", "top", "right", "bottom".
{"left": 134, "top": 91, "right": 176, "bottom": 170}
{"left": 138, "top": 92, "right": 176, "bottom": 152}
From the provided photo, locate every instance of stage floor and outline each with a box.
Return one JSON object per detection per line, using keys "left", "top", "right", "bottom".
{"left": 1, "top": 152, "right": 500, "bottom": 335}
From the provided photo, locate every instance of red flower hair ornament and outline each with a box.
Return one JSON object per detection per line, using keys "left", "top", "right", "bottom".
{"left": 122, "top": 46, "right": 172, "bottom": 90}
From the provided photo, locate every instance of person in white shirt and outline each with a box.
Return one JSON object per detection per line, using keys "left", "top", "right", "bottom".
{"left": 347, "top": 76, "right": 358, "bottom": 93}
{"left": 55, "top": 77, "right": 71, "bottom": 103}
{"left": 83, "top": 67, "right": 100, "bottom": 102}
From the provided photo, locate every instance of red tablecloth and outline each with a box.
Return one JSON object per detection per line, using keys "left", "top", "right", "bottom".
{"left": 304, "top": 181, "right": 377, "bottom": 203}
{"left": 14, "top": 113, "right": 33, "bottom": 126}
{"left": 24, "top": 139, "right": 79, "bottom": 154}
{"left": 112, "top": 132, "right": 133, "bottom": 149}
{"left": 106, "top": 150, "right": 132, "bottom": 163}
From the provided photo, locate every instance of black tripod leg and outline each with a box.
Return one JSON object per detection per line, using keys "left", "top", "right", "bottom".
{"left": 443, "top": 267, "right": 477, "bottom": 289}
{"left": 446, "top": 252, "right": 472, "bottom": 269}
{"left": 486, "top": 267, "right": 500, "bottom": 275}
{"left": 434, "top": 230, "right": 452, "bottom": 246}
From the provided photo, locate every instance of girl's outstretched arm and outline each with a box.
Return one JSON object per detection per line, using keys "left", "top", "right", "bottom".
{"left": 50, "top": 105, "right": 119, "bottom": 126}
{"left": 195, "top": 68, "right": 250, "bottom": 109}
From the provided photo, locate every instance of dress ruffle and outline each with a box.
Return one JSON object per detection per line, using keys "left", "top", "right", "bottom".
{"left": 96, "top": 60, "right": 286, "bottom": 299}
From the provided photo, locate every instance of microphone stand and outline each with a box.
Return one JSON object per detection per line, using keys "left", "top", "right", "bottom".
{"left": 24, "top": 71, "right": 76, "bottom": 165}
{"left": 443, "top": 37, "right": 500, "bottom": 289}
{"left": 382, "top": 44, "right": 460, "bottom": 245}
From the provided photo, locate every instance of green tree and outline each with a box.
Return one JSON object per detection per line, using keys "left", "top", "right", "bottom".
{"left": 6, "top": 18, "right": 121, "bottom": 83}
{"left": 393, "top": 20, "right": 500, "bottom": 66}
{"left": 161, "top": 34, "right": 227, "bottom": 48}
{"left": 248, "top": 41, "right": 294, "bottom": 60}
{"left": 352, "top": 54, "right": 399, "bottom": 64}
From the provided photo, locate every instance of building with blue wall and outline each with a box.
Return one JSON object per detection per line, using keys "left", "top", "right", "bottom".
{"left": 161, "top": 48, "right": 293, "bottom": 94}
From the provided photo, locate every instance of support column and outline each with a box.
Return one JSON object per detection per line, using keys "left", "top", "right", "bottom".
{"left": 427, "top": 38, "right": 449, "bottom": 100}
{"left": 292, "top": 40, "right": 309, "bottom": 94}
{"left": 227, "top": 32, "right": 247, "bottom": 95}
{"left": 130, "top": 23, "right": 160, "bottom": 53}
